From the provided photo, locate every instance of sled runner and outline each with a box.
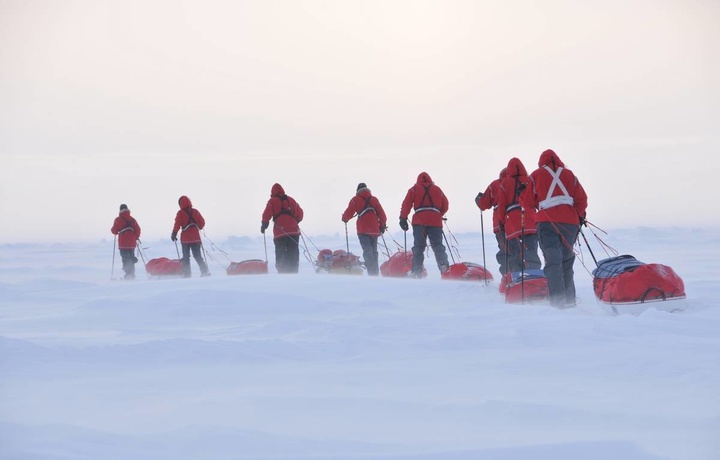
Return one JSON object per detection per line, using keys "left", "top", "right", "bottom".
{"left": 441, "top": 262, "right": 494, "bottom": 282}
{"left": 592, "top": 255, "right": 686, "bottom": 308}
{"left": 380, "top": 251, "right": 427, "bottom": 278}
{"left": 145, "top": 257, "right": 184, "bottom": 277}
{"left": 226, "top": 259, "right": 268, "bottom": 275}
{"left": 500, "top": 269, "right": 549, "bottom": 304}
{"left": 316, "top": 249, "right": 364, "bottom": 275}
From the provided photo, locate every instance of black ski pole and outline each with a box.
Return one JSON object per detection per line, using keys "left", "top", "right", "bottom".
{"left": 345, "top": 222, "right": 350, "bottom": 254}
{"left": 580, "top": 227, "right": 598, "bottom": 267}
{"left": 520, "top": 208, "right": 525, "bottom": 304}
{"left": 110, "top": 235, "right": 116, "bottom": 280}
{"left": 380, "top": 233, "right": 391, "bottom": 258}
{"left": 136, "top": 240, "right": 149, "bottom": 279}
{"left": 442, "top": 229, "right": 456, "bottom": 265}
{"left": 403, "top": 226, "right": 408, "bottom": 271}
{"left": 263, "top": 232, "right": 268, "bottom": 263}
{"left": 480, "top": 210, "right": 488, "bottom": 285}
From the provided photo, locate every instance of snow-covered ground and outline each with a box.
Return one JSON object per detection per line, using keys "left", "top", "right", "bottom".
{"left": 1, "top": 227, "right": 718, "bottom": 460}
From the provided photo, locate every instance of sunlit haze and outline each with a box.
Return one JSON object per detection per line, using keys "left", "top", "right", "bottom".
{"left": 1, "top": 0, "right": 718, "bottom": 243}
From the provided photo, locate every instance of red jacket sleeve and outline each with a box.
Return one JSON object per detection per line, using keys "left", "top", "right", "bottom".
{"left": 374, "top": 197, "right": 387, "bottom": 228}
{"left": 400, "top": 188, "right": 414, "bottom": 219}
{"left": 194, "top": 209, "right": 205, "bottom": 230}
{"left": 342, "top": 197, "right": 357, "bottom": 222}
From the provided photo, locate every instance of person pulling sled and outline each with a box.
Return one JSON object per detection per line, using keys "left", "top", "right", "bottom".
{"left": 342, "top": 182, "right": 388, "bottom": 276}
{"left": 111, "top": 203, "right": 141, "bottom": 280}
{"left": 399, "top": 172, "right": 450, "bottom": 277}
{"left": 171, "top": 195, "right": 210, "bottom": 278}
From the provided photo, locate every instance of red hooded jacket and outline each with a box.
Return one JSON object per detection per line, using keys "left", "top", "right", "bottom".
{"left": 172, "top": 196, "right": 205, "bottom": 244}
{"left": 525, "top": 150, "right": 588, "bottom": 225}
{"left": 342, "top": 187, "right": 387, "bottom": 236}
{"left": 400, "top": 172, "right": 449, "bottom": 227}
{"left": 476, "top": 168, "right": 507, "bottom": 233}
{"left": 496, "top": 157, "right": 538, "bottom": 240}
{"left": 261, "top": 183, "right": 304, "bottom": 239}
{"left": 111, "top": 210, "right": 141, "bottom": 249}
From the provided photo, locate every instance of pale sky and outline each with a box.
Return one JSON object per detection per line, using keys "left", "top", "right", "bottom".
{"left": 1, "top": 0, "right": 719, "bottom": 243}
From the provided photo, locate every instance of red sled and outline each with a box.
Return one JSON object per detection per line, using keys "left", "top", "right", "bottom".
{"left": 316, "top": 249, "right": 363, "bottom": 275}
{"left": 441, "top": 262, "right": 494, "bottom": 282}
{"left": 145, "top": 257, "right": 184, "bottom": 277}
{"left": 226, "top": 259, "right": 268, "bottom": 275}
{"left": 380, "top": 251, "right": 427, "bottom": 278}
{"left": 592, "top": 255, "right": 686, "bottom": 305}
{"left": 501, "top": 269, "right": 549, "bottom": 303}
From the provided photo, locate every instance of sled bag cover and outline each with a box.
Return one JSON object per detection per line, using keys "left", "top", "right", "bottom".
{"left": 592, "top": 255, "right": 685, "bottom": 303}
{"left": 501, "top": 269, "right": 549, "bottom": 303}
{"left": 381, "top": 251, "right": 424, "bottom": 277}
{"left": 441, "top": 262, "right": 494, "bottom": 282}
{"left": 226, "top": 259, "right": 269, "bottom": 275}
{"left": 146, "top": 257, "right": 184, "bottom": 276}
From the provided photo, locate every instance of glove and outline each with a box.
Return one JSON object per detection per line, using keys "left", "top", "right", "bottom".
{"left": 260, "top": 221, "right": 269, "bottom": 234}
{"left": 380, "top": 225, "right": 387, "bottom": 234}
{"left": 171, "top": 232, "right": 177, "bottom": 242}
{"left": 579, "top": 215, "right": 587, "bottom": 227}
{"left": 399, "top": 218, "right": 409, "bottom": 232}
{"left": 475, "top": 191, "right": 484, "bottom": 202}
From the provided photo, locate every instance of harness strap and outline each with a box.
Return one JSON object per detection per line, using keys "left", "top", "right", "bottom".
{"left": 539, "top": 166, "right": 574, "bottom": 210}
{"left": 182, "top": 208, "right": 199, "bottom": 231}
{"left": 273, "top": 196, "right": 298, "bottom": 222}
{"left": 357, "top": 196, "right": 377, "bottom": 218}
{"left": 416, "top": 184, "right": 440, "bottom": 213}
{"left": 119, "top": 216, "right": 136, "bottom": 233}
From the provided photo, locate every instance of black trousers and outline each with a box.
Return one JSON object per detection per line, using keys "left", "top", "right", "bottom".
{"left": 274, "top": 235, "right": 300, "bottom": 273}
{"left": 119, "top": 248, "right": 137, "bottom": 278}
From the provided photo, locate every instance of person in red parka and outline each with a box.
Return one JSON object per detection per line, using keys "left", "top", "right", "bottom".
{"left": 261, "top": 183, "right": 304, "bottom": 273}
{"left": 171, "top": 195, "right": 210, "bottom": 278}
{"left": 111, "top": 203, "right": 141, "bottom": 280}
{"left": 399, "top": 172, "right": 450, "bottom": 277}
{"left": 342, "top": 182, "right": 388, "bottom": 276}
{"left": 496, "top": 157, "right": 542, "bottom": 273}
{"left": 524, "top": 149, "right": 588, "bottom": 307}
{"left": 475, "top": 167, "right": 508, "bottom": 276}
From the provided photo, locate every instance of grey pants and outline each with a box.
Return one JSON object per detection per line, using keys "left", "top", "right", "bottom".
{"left": 358, "top": 234, "right": 379, "bottom": 276}
{"left": 411, "top": 225, "right": 449, "bottom": 275}
{"left": 495, "top": 231, "right": 508, "bottom": 276}
{"left": 181, "top": 242, "right": 209, "bottom": 277}
{"left": 537, "top": 222, "right": 579, "bottom": 306}
{"left": 506, "top": 233, "right": 542, "bottom": 273}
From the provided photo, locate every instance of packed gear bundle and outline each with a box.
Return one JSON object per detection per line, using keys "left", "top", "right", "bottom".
{"left": 499, "top": 269, "right": 550, "bottom": 304}
{"left": 315, "top": 249, "right": 364, "bottom": 275}
{"left": 226, "top": 259, "right": 269, "bottom": 275}
{"left": 145, "top": 257, "right": 184, "bottom": 277}
{"left": 439, "top": 221, "right": 493, "bottom": 283}
{"left": 380, "top": 251, "right": 427, "bottom": 278}
{"left": 591, "top": 255, "right": 686, "bottom": 305}
{"left": 440, "top": 262, "right": 494, "bottom": 282}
